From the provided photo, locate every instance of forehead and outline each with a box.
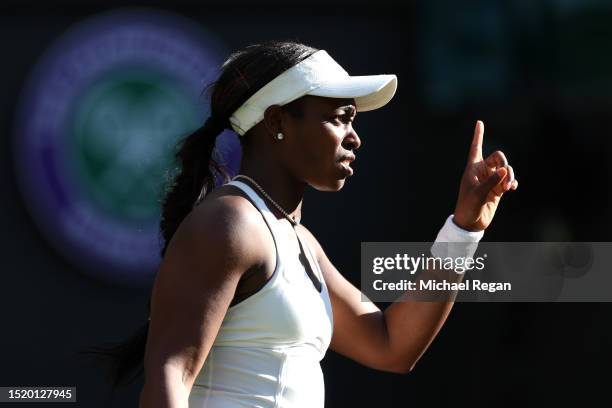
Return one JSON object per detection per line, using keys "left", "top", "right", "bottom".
{"left": 301, "top": 95, "right": 356, "bottom": 111}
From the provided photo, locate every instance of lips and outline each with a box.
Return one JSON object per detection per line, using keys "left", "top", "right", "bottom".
{"left": 339, "top": 154, "right": 356, "bottom": 165}
{"left": 338, "top": 154, "right": 356, "bottom": 176}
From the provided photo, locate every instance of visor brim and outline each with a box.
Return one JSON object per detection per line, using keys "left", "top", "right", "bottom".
{"left": 308, "top": 74, "right": 397, "bottom": 112}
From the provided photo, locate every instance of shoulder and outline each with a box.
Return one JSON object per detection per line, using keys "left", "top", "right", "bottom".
{"left": 165, "top": 186, "right": 272, "bottom": 277}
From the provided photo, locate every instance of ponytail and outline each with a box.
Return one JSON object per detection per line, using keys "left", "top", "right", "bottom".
{"left": 78, "top": 298, "right": 152, "bottom": 389}
{"left": 160, "top": 116, "right": 230, "bottom": 257}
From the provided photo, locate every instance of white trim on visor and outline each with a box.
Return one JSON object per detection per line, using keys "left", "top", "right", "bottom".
{"left": 229, "top": 50, "right": 397, "bottom": 136}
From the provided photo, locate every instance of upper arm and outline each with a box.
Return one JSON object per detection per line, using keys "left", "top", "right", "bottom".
{"left": 298, "top": 226, "right": 399, "bottom": 373}
{"left": 144, "top": 197, "right": 265, "bottom": 391}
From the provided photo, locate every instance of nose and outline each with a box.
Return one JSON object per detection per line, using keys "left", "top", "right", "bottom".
{"left": 341, "top": 126, "right": 361, "bottom": 151}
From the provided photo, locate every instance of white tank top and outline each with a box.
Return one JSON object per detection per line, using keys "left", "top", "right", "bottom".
{"left": 189, "top": 180, "right": 334, "bottom": 408}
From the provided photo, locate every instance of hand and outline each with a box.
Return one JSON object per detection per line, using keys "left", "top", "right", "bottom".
{"left": 452, "top": 120, "right": 518, "bottom": 232}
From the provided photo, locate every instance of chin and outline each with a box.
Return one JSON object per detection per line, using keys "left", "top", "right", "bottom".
{"left": 309, "top": 177, "right": 347, "bottom": 192}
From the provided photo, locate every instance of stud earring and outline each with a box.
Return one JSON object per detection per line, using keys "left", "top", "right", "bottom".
{"left": 275, "top": 132, "right": 285, "bottom": 140}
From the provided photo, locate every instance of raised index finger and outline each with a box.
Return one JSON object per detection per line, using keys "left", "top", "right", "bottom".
{"left": 468, "top": 120, "right": 484, "bottom": 163}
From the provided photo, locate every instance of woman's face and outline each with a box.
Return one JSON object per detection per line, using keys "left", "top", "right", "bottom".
{"left": 281, "top": 96, "right": 361, "bottom": 191}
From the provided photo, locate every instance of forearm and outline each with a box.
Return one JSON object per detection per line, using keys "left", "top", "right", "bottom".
{"left": 382, "top": 266, "right": 464, "bottom": 372}
{"left": 139, "top": 366, "right": 190, "bottom": 408}
{"left": 381, "top": 215, "right": 482, "bottom": 373}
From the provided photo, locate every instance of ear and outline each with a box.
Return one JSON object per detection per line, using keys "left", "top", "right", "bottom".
{"left": 262, "top": 105, "right": 284, "bottom": 136}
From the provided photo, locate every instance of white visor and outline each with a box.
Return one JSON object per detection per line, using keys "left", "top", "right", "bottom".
{"left": 229, "top": 50, "right": 397, "bottom": 136}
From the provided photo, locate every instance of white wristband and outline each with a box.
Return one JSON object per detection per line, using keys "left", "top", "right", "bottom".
{"left": 431, "top": 215, "right": 484, "bottom": 260}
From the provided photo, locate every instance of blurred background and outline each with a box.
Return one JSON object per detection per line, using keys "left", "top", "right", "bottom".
{"left": 1, "top": 0, "right": 611, "bottom": 406}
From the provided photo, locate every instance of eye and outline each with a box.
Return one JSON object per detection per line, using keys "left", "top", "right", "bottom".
{"left": 333, "top": 113, "right": 354, "bottom": 125}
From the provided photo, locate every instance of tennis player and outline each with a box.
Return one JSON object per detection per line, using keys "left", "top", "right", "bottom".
{"left": 130, "top": 40, "right": 518, "bottom": 407}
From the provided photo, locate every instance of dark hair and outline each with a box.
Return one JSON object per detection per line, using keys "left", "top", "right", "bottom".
{"left": 80, "top": 40, "right": 318, "bottom": 391}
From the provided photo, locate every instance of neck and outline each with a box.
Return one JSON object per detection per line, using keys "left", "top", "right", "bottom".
{"left": 237, "top": 157, "right": 305, "bottom": 224}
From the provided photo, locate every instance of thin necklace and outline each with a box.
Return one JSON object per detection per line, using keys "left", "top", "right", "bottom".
{"left": 232, "top": 174, "right": 299, "bottom": 226}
